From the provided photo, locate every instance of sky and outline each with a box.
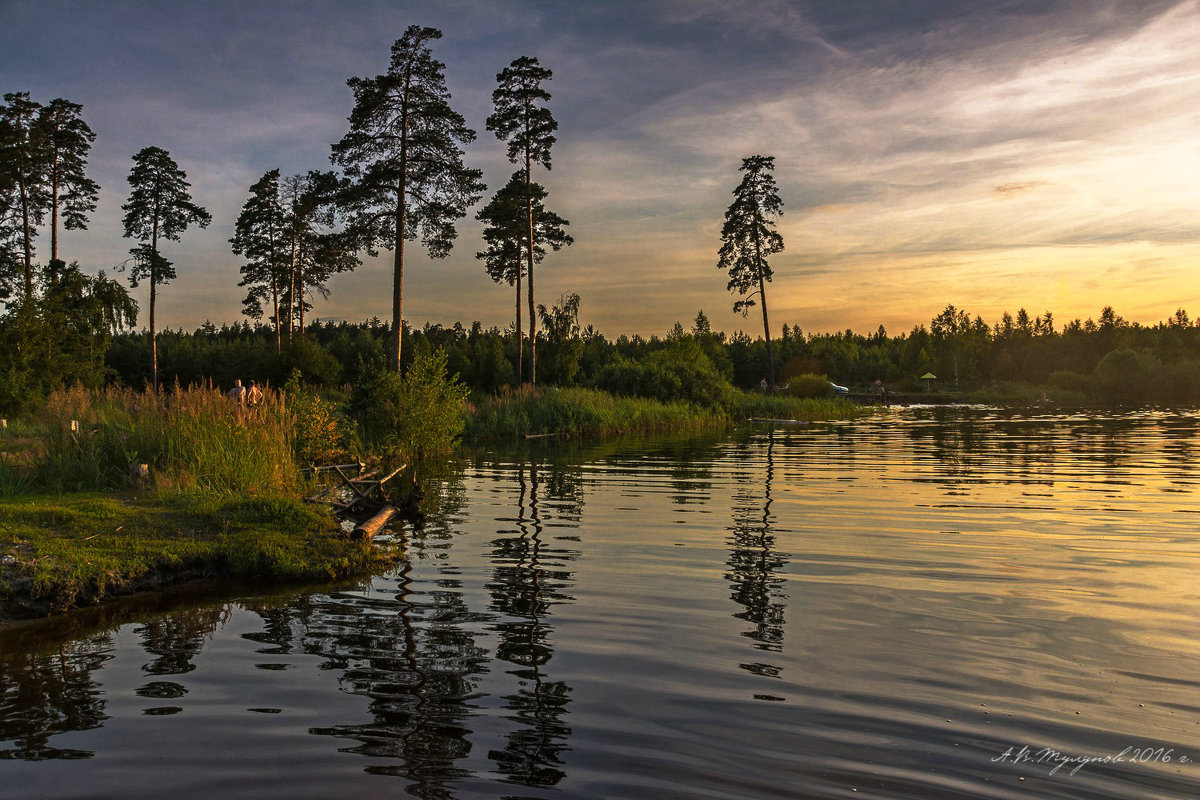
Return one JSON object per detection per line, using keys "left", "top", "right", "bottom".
{"left": 2, "top": 0, "right": 1198, "bottom": 339}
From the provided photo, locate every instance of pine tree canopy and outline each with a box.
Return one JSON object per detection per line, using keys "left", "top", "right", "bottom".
{"left": 718, "top": 154, "right": 784, "bottom": 315}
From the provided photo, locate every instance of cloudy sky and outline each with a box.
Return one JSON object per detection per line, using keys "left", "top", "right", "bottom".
{"left": 3, "top": 0, "right": 1197, "bottom": 338}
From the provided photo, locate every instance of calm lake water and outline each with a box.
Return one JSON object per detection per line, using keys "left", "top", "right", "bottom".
{"left": 2, "top": 407, "right": 1199, "bottom": 799}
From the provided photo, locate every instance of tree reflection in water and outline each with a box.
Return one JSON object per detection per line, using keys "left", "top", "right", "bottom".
{"left": 242, "top": 471, "right": 490, "bottom": 799}
{"left": 0, "top": 634, "right": 114, "bottom": 760}
{"left": 726, "top": 429, "right": 789, "bottom": 682}
{"left": 486, "top": 458, "right": 579, "bottom": 789}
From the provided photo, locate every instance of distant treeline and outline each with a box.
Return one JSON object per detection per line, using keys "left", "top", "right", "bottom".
{"left": 78, "top": 300, "right": 1200, "bottom": 408}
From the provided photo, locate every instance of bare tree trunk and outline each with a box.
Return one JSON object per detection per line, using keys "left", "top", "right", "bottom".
{"left": 18, "top": 175, "right": 33, "bottom": 301}
{"left": 754, "top": 229, "right": 775, "bottom": 390}
{"left": 514, "top": 243, "right": 523, "bottom": 384}
{"left": 525, "top": 151, "right": 536, "bottom": 385}
{"left": 391, "top": 188, "right": 405, "bottom": 372}
{"left": 150, "top": 214, "right": 160, "bottom": 392}
{"left": 50, "top": 143, "right": 60, "bottom": 264}
{"left": 297, "top": 240, "right": 306, "bottom": 339}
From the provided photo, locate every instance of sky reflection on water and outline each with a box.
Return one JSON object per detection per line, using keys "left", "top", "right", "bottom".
{"left": 2, "top": 407, "right": 1199, "bottom": 799}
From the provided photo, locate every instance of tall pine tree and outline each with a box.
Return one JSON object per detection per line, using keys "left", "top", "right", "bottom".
{"left": 0, "top": 92, "right": 48, "bottom": 301}
{"left": 37, "top": 98, "right": 99, "bottom": 268}
{"left": 121, "top": 146, "right": 211, "bottom": 390}
{"left": 476, "top": 171, "right": 572, "bottom": 382}
{"left": 487, "top": 56, "right": 558, "bottom": 384}
{"left": 718, "top": 155, "right": 784, "bottom": 390}
{"left": 332, "top": 25, "right": 484, "bottom": 371}
{"left": 231, "top": 168, "right": 288, "bottom": 351}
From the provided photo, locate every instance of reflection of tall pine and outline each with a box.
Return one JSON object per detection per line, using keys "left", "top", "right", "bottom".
{"left": 476, "top": 172, "right": 572, "bottom": 384}
{"left": 719, "top": 155, "right": 784, "bottom": 389}
{"left": 487, "top": 56, "right": 558, "bottom": 385}
{"left": 332, "top": 26, "right": 484, "bottom": 372}
{"left": 121, "top": 146, "right": 211, "bottom": 391}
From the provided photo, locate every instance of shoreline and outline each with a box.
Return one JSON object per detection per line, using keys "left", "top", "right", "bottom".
{"left": 0, "top": 491, "right": 399, "bottom": 624}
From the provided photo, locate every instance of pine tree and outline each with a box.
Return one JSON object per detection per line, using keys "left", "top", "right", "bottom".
{"left": 120, "top": 146, "right": 211, "bottom": 390}
{"left": 0, "top": 92, "right": 48, "bottom": 301}
{"left": 476, "top": 171, "right": 572, "bottom": 383}
{"left": 231, "top": 169, "right": 288, "bottom": 351}
{"left": 487, "top": 56, "right": 558, "bottom": 384}
{"left": 37, "top": 98, "right": 99, "bottom": 267}
{"left": 279, "top": 170, "right": 356, "bottom": 340}
{"left": 718, "top": 155, "right": 784, "bottom": 390}
{"left": 331, "top": 25, "right": 484, "bottom": 371}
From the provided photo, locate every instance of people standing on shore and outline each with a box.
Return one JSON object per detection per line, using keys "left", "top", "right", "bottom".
{"left": 227, "top": 379, "right": 246, "bottom": 407}
{"left": 246, "top": 380, "right": 263, "bottom": 411}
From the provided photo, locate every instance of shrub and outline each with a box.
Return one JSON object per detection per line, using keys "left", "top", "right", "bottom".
{"left": 591, "top": 340, "right": 738, "bottom": 409}
{"left": 782, "top": 373, "right": 832, "bottom": 398}
{"left": 350, "top": 348, "right": 469, "bottom": 461}
{"left": 1047, "top": 370, "right": 1093, "bottom": 395}
{"left": 284, "top": 370, "right": 353, "bottom": 465}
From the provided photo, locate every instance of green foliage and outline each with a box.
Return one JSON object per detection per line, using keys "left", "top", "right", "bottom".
{"left": 0, "top": 263, "right": 137, "bottom": 412}
{"left": 284, "top": 369, "right": 351, "bottom": 465}
{"left": 467, "top": 386, "right": 723, "bottom": 439}
{"left": 782, "top": 373, "right": 833, "bottom": 398}
{"left": 593, "top": 338, "right": 738, "bottom": 409}
{"left": 350, "top": 348, "right": 469, "bottom": 461}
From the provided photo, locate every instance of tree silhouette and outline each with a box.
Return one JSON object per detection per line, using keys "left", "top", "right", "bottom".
{"left": 0, "top": 92, "right": 48, "bottom": 301}
{"left": 232, "top": 169, "right": 288, "bottom": 351}
{"left": 279, "top": 170, "right": 356, "bottom": 340}
{"left": 476, "top": 172, "right": 572, "bottom": 383}
{"left": 37, "top": 98, "right": 98, "bottom": 267}
{"left": 719, "top": 155, "right": 784, "bottom": 389}
{"left": 332, "top": 25, "right": 484, "bottom": 371}
{"left": 487, "top": 56, "right": 558, "bottom": 385}
{"left": 120, "top": 146, "right": 211, "bottom": 390}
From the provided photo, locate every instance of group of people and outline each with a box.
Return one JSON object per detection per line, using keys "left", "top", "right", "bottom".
{"left": 227, "top": 379, "right": 264, "bottom": 412}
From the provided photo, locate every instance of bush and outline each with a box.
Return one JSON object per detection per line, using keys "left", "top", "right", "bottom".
{"left": 1092, "top": 349, "right": 1161, "bottom": 403}
{"left": 283, "top": 370, "right": 353, "bottom": 465}
{"left": 350, "top": 348, "right": 469, "bottom": 461}
{"left": 782, "top": 373, "right": 832, "bottom": 398}
{"left": 591, "top": 340, "right": 738, "bottom": 409}
{"left": 1047, "top": 370, "right": 1093, "bottom": 395}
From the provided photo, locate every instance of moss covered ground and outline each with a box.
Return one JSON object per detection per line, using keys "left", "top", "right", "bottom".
{"left": 0, "top": 491, "right": 395, "bottom": 621}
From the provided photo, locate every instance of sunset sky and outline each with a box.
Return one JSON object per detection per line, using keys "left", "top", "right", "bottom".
{"left": 3, "top": 0, "right": 1197, "bottom": 338}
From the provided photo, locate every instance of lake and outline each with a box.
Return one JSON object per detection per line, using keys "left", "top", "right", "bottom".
{"left": 2, "top": 406, "right": 1198, "bottom": 799}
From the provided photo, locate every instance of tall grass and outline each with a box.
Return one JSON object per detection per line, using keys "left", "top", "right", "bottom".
{"left": 732, "top": 392, "right": 870, "bottom": 422}
{"left": 33, "top": 384, "right": 299, "bottom": 495}
{"left": 465, "top": 385, "right": 863, "bottom": 439}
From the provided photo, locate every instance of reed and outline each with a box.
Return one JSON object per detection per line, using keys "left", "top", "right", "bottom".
{"left": 31, "top": 384, "right": 299, "bottom": 496}
{"left": 465, "top": 386, "right": 866, "bottom": 439}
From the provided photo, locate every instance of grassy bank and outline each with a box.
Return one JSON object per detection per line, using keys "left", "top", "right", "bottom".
{"left": 0, "top": 491, "right": 394, "bottom": 620}
{"left": 0, "top": 384, "right": 394, "bottom": 622}
{"left": 465, "top": 386, "right": 870, "bottom": 439}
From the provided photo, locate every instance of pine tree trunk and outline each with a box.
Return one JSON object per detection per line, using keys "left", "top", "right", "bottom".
{"left": 391, "top": 188, "right": 405, "bottom": 372}
{"left": 754, "top": 227, "right": 775, "bottom": 390}
{"left": 525, "top": 152, "right": 536, "bottom": 385}
{"left": 18, "top": 174, "right": 33, "bottom": 301}
{"left": 287, "top": 229, "right": 298, "bottom": 345}
{"left": 150, "top": 218, "right": 159, "bottom": 392}
{"left": 297, "top": 240, "right": 306, "bottom": 339}
{"left": 515, "top": 244, "right": 523, "bottom": 384}
{"left": 50, "top": 146, "right": 60, "bottom": 264}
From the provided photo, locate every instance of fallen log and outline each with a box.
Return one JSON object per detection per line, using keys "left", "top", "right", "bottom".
{"left": 352, "top": 505, "right": 399, "bottom": 540}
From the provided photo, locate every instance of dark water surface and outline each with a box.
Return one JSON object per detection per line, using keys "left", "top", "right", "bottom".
{"left": 2, "top": 407, "right": 1199, "bottom": 799}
